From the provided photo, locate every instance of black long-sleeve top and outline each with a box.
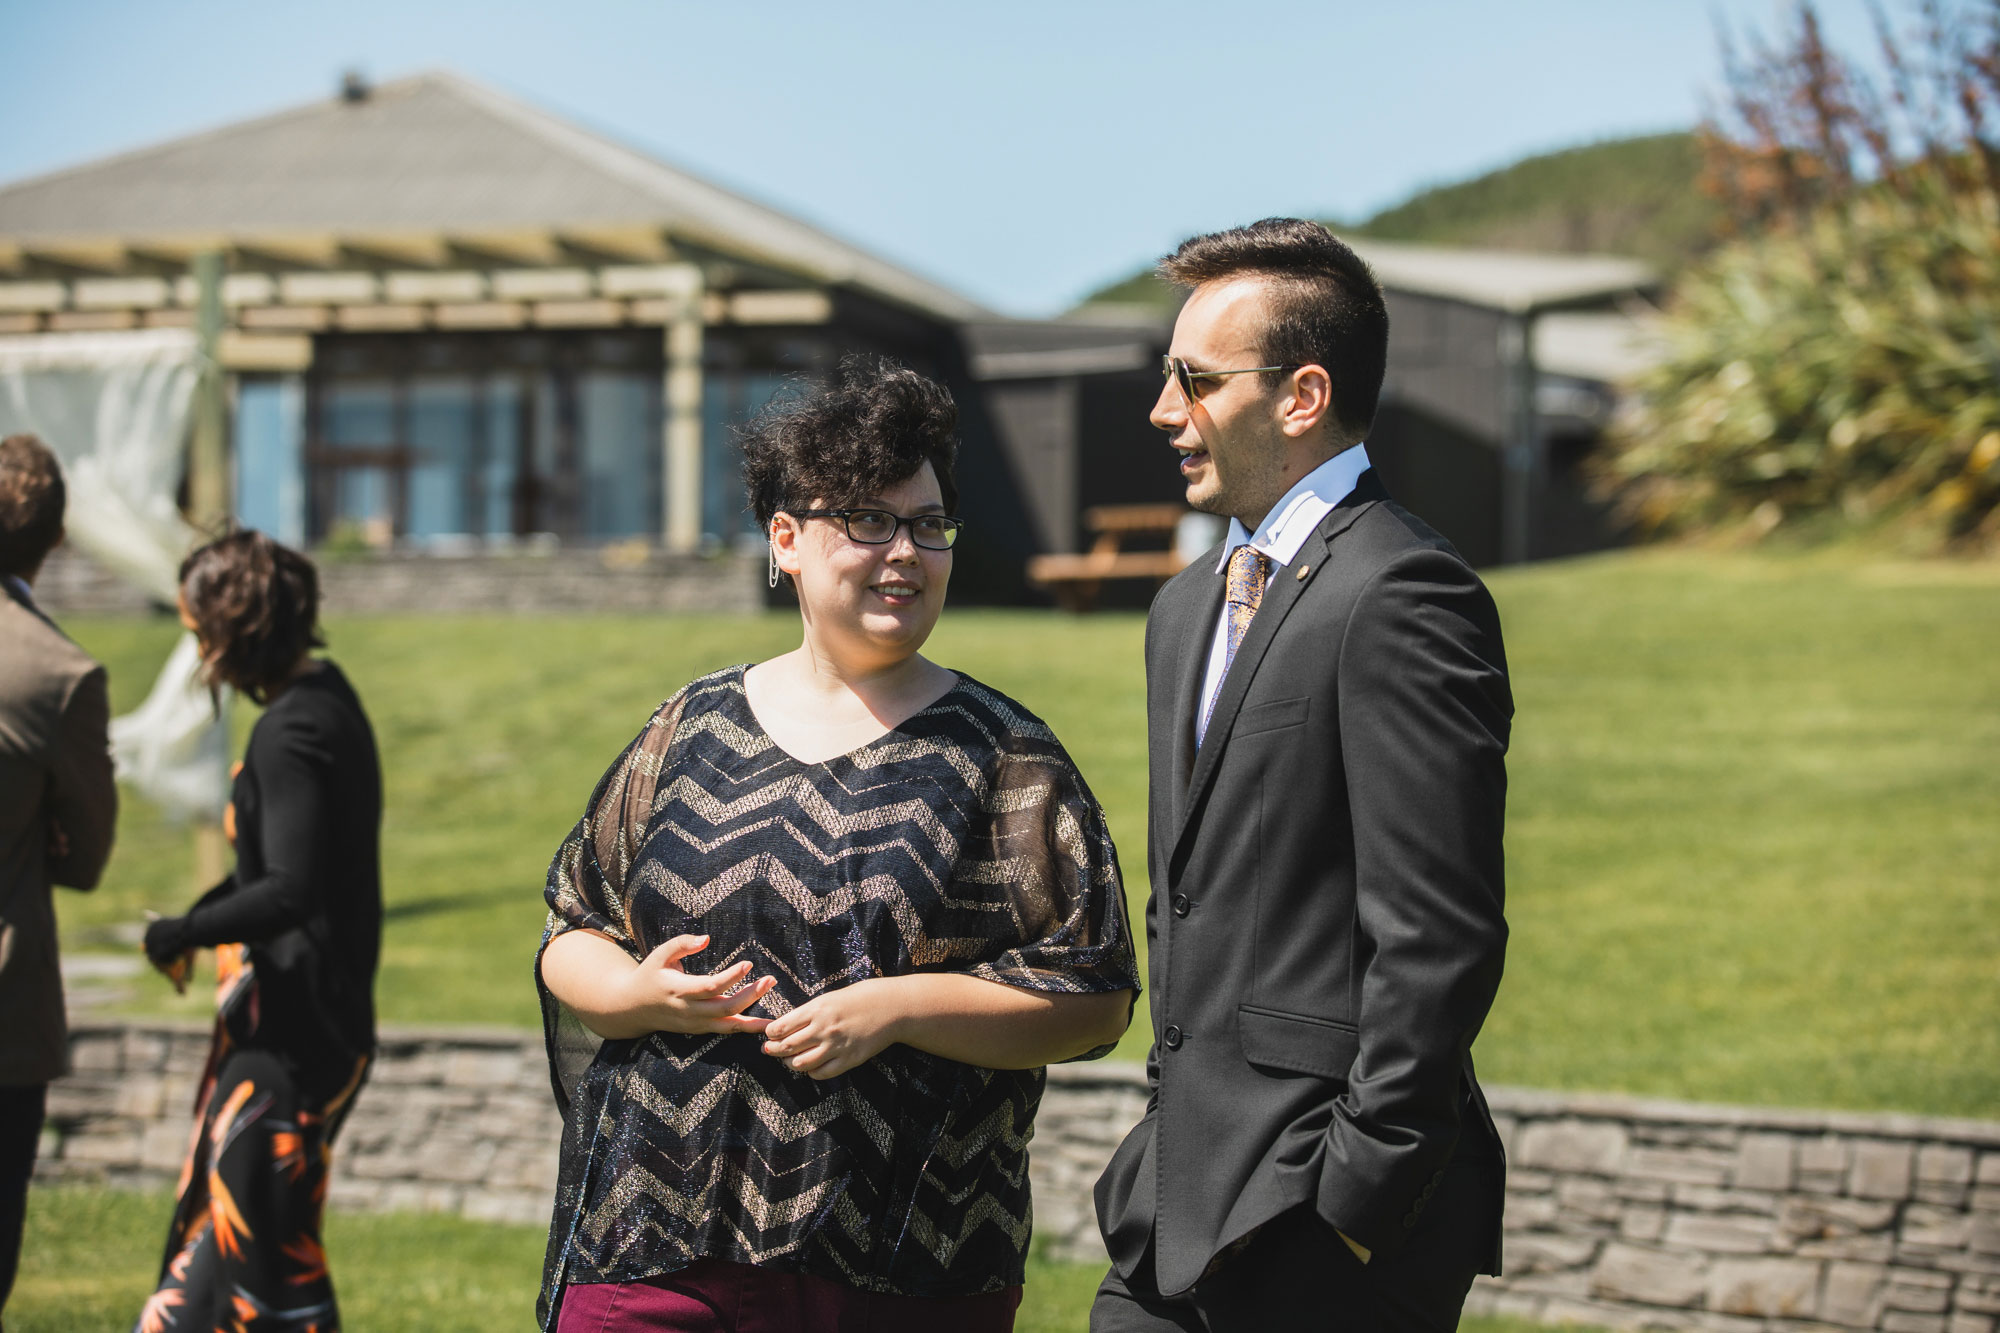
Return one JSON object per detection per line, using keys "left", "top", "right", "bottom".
{"left": 177, "top": 661, "right": 383, "bottom": 1095}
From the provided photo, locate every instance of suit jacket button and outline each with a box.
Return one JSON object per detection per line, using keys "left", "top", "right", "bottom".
{"left": 1163, "top": 1025, "right": 1183, "bottom": 1050}
{"left": 1172, "top": 895, "right": 1191, "bottom": 917}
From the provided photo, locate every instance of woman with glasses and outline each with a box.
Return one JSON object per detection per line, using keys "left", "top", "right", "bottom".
{"left": 535, "top": 355, "right": 1138, "bottom": 1332}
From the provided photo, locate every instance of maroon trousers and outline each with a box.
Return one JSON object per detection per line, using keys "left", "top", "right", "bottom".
{"left": 555, "top": 1258, "right": 1021, "bottom": 1333}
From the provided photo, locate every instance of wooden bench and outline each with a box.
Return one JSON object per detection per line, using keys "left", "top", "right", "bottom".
{"left": 1027, "top": 503, "right": 1192, "bottom": 612}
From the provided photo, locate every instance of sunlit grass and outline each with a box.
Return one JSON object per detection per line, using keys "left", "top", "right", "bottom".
{"left": 8, "top": 1188, "right": 1581, "bottom": 1332}
{"left": 58, "top": 547, "right": 2000, "bottom": 1115}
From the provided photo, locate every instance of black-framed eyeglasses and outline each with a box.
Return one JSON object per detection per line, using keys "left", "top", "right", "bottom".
{"left": 1162, "top": 354, "right": 1305, "bottom": 403}
{"left": 786, "top": 508, "right": 965, "bottom": 550}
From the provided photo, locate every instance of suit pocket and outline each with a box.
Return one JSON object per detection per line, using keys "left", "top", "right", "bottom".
{"left": 1235, "top": 695, "right": 1308, "bottom": 738}
{"left": 1238, "top": 1004, "right": 1359, "bottom": 1081}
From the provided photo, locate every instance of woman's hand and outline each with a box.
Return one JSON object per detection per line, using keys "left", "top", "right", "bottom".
{"left": 140, "top": 913, "right": 194, "bottom": 995}
{"left": 764, "top": 973, "right": 1133, "bottom": 1076}
{"left": 617, "top": 934, "right": 775, "bottom": 1037}
{"left": 760, "top": 978, "right": 902, "bottom": 1080}
{"left": 541, "top": 929, "right": 774, "bottom": 1041}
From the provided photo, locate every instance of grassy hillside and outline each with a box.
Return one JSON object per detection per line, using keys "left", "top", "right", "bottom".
{"left": 1352, "top": 131, "right": 1715, "bottom": 267}
{"left": 57, "top": 549, "right": 2000, "bottom": 1119}
{"left": 1074, "top": 131, "right": 1715, "bottom": 312}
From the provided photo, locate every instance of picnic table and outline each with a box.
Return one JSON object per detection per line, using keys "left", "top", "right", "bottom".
{"left": 1026, "top": 502, "right": 1194, "bottom": 612}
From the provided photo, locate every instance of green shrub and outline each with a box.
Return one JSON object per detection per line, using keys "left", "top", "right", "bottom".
{"left": 1602, "top": 181, "right": 2000, "bottom": 549}
{"left": 1601, "top": 1, "right": 2000, "bottom": 551}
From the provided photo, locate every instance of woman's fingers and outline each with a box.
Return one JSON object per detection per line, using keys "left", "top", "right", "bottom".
{"left": 784, "top": 1042, "right": 833, "bottom": 1075}
{"left": 761, "top": 1016, "right": 815, "bottom": 1057}
{"left": 681, "top": 975, "right": 772, "bottom": 1016}
{"left": 719, "top": 975, "right": 774, "bottom": 1014}
{"left": 673, "top": 960, "right": 753, "bottom": 998}
{"left": 653, "top": 933, "right": 711, "bottom": 966}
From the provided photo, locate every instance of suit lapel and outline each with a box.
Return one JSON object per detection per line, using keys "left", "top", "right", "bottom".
{"left": 1168, "top": 472, "right": 1387, "bottom": 878}
{"left": 1169, "top": 554, "right": 1226, "bottom": 828}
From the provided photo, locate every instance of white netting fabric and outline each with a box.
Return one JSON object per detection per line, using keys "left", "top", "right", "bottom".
{"left": 0, "top": 329, "right": 229, "bottom": 822}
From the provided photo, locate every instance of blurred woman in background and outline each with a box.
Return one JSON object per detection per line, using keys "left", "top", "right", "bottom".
{"left": 536, "top": 356, "right": 1137, "bottom": 1332}
{"left": 136, "top": 531, "right": 382, "bottom": 1333}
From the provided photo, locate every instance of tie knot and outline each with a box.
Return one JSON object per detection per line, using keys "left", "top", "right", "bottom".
{"left": 1226, "top": 545, "right": 1270, "bottom": 607}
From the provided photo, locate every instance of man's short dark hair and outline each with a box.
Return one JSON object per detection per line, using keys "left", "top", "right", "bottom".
{"left": 0, "top": 434, "right": 66, "bottom": 578}
{"left": 741, "top": 352, "right": 960, "bottom": 538}
{"left": 1159, "top": 218, "right": 1389, "bottom": 439}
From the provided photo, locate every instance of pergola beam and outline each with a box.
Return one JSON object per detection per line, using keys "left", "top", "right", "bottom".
{"left": 559, "top": 225, "right": 674, "bottom": 266}
{"left": 447, "top": 229, "right": 566, "bottom": 268}
{"left": 232, "top": 234, "right": 345, "bottom": 270}
{"left": 17, "top": 239, "right": 129, "bottom": 277}
{"left": 340, "top": 232, "right": 454, "bottom": 269}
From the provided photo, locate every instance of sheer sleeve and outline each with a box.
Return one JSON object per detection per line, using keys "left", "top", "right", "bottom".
{"left": 950, "top": 735, "right": 1140, "bottom": 1057}
{"left": 536, "top": 691, "right": 688, "bottom": 1108}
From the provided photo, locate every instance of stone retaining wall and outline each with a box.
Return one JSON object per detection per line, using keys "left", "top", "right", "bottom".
{"left": 44, "top": 1022, "right": 563, "bottom": 1226}
{"left": 43, "top": 1023, "right": 2000, "bottom": 1331}
{"left": 1474, "top": 1087, "right": 2000, "bottom": 1332}
{"left": 28, "top": 543, "right": 765, "bottom": 617}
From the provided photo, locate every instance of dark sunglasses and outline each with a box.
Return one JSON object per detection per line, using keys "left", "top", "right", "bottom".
{"left": 1162, "top": 354, "right": 1305, "bottom": 403}
{"left": 787, "top": 508, "right": 965, "bottom": 550}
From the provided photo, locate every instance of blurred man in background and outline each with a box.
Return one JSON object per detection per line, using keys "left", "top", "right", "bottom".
{"left": 0, "top": 433, "right": 116, "bottom": 1325}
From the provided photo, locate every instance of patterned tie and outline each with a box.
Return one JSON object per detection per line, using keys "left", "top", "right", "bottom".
{"left": 1203, "top": 545, "right": 1271, "bottom": 737}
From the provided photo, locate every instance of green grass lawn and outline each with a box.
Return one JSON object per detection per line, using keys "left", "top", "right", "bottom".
{"left": 8, "top": 1188, "right": 1573, "bottom": 1331}
{"left": 56, "top": 548, "right": 2000, "bottom": 1116}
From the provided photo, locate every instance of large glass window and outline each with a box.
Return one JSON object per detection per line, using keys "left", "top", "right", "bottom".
{"left": 318, "top": 379, "right": 398, "bottom": 546}
{"left": 577, "top": 371, "right": 661, "bottom": 540}
{"left": 702, "top": 371, "right": 788, "bottom": 546}
{"left": 406, "top": 375, "right": 477, "bottom": 543}
{"left": 482, "top": 375, "right": 526, "bottom": 540}
{"left": 298, "top": 330, "right": 816, "bottom": 549}
{"left": 235, "top": 376, "right": 305, "bottom": 545}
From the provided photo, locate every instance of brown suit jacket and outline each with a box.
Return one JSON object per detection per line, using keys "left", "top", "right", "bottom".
{"left": 0, "top": 576, "right": 117, "bottom": 1086}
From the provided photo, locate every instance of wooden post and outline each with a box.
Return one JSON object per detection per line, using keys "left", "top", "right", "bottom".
{"left": 1500, "top": 311, "right": 1539, "bottom": 566}
{"left": 188, "top": 250, "right": 230, "bottom": 534}
{"left": 187, "top": 249, "right": 232, "bottom": 894}
{"left": 662, "top": 265, "right": 705, "bottom": 553}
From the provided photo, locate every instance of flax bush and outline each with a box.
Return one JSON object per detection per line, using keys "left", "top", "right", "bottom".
{"left": 1601, "top": 0, "right": 2000, "bottom": 551}
{"left": 1603, "top": 182, "right": 2000, "bottom": 550}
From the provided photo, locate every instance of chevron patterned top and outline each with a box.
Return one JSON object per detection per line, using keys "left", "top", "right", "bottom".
{"left": 535, "top": 665, "right": 1138, "bottom": 1319}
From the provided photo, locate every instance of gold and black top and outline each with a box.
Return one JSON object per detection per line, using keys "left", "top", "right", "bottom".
{"left": 536, "top": 665, "right": 1137, "bottom": 1324}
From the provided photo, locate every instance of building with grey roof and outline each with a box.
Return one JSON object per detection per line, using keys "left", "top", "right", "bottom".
{"left": 2, "top": 70, "right": 1659, "bottom": 608}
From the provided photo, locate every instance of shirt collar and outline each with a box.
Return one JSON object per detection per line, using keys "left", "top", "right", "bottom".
{"left": 1, "top": 573, "right": 32, "bottom": 609}
{"left": 1214, "top": 443, "right": 1372, "bottom": 572}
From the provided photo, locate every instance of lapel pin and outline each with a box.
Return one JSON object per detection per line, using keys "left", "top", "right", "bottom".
{"left": 1296, "top": 564, "right": 1310, "bottom": 580}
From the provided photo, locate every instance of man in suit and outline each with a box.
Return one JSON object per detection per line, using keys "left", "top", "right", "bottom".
{"left": 1092, "top": 220, "right": 1512, "bottom": 1331}
{"left": 0, "top": 434, "right": 116, "bottom": 1322}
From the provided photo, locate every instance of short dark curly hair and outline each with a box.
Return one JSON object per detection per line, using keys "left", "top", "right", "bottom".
{"left": 1159, "top": 217, "right": 1389, "bottom": 440}
{"left": 741, "top": 355, "right": 959, "bottom": 544}
{"left": 178, "top": 530, "right": 326, "bottom": 706}
{"left": 0, "top": 434, "right": 66, "bottom": 578}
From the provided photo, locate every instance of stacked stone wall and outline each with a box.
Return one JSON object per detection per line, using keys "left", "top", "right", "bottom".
{"left": 43, "top": 1023, "right": 564, "bottom": 1226}
{"left": 1477, "top": 1088, "right": 2000, "bottom": 1331}
{"left": 43, "top": 1024, "right": 2000, "bottom": 1332}
{"left": 28, "top": 543, "right": 765, "bottom": 618}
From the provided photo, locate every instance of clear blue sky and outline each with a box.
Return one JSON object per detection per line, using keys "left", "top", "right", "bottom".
{"left": 1, "top": 0, "right": 1893, "bottom": 316}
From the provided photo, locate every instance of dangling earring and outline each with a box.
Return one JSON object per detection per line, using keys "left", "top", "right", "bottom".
{"left": 768, "top": 540, "right": 780, "bottom": 589}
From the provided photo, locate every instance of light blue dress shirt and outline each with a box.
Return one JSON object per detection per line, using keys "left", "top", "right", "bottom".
{"left": 1195, "top": 444, "right": 1372, "bottom": 745}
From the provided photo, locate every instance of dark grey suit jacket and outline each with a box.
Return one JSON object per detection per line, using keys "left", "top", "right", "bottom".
{"left": 0, "top": 577, "right": 117, "bottom": 1086}
{"left": 1094, "top": 470, "right": 1511, "bottom": 1296}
